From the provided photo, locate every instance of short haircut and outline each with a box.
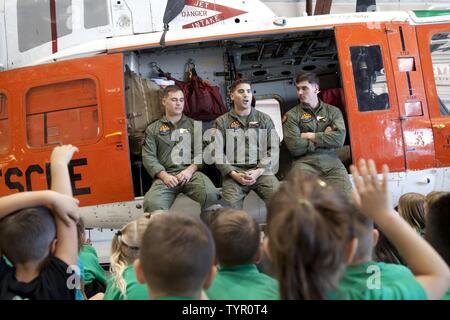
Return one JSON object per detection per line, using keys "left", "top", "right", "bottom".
{"left": 351, "top": 207, "right": 375, "bottom": 262}
{"left": 229, "top": 79, "right": 251, "bottom": 94}
{"left": 208, "top": 209, "right": 260, "bottom": 266}
{"left": 425, "top": 192, "right": 450, "bottom": 266}
{"left": 267, "top": 171, "right": 354, "bottom": 300}
{"left": 200, "top": 199, "right": 231, "bottom": 225}
{"left": 139, "top": 214, "right": 215, "bottom": 295}
{"left": 0, "top": 206, "right": 56, "bottom": 264}
{"left": 295, "top": 72, "right": 320, "bottom": 86}
{"left": 161, "top": 85, "right": 183, "bottom": 98}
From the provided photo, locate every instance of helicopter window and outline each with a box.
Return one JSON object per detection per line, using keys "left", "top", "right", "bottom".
{"left": 430, "top": 32, "right": 450, "bottom": 116}
{"left": 25, "top": 79, "right": 100, "bottom": 148}
{"left": 84, "top": 0, "right": 109, "bottom": 29}
{"left": 350, "top": 45, "right": 390, "bottom": 112}
{"left": 0, "top": 94, "right": 9, "bottom": 154}
{"left": 17, "top": 0, "right": 72, "bottom": 53}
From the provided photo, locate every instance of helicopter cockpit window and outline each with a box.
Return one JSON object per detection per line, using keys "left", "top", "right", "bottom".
{"left": 0, "top": 94, "right": 9, "bottom": 154}
{"left": 350, "top": 45, "right": 390, "bottom": 112}
{"left": 25, "top": 79, "right": 100, "bottom": 148}
{"left": 430, "top": 32, "right": 450, "bottom": 116}
{"left": 17, "top": 0, "right": 72, "bottom": 53}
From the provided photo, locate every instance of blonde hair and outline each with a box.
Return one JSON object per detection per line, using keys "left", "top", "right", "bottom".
{"left": 109, "top": 214, "right": 151, "bottom": 297}
{"left": 398, "top": 192, "right": 426, "bottom": 234}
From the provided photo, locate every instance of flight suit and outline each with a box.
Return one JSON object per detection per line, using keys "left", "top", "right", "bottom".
{"left": 142, "top": 114, "right": 219, "bottom": 212}
{"left": 282, "top": 100, "right": 352, "bottom": 196}
{"left": 215, "top": 108, "right": 280, "bottom": 208}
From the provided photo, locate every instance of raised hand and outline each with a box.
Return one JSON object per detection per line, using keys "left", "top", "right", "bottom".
{"left": 350, "top": 158, "right": 392, "bottom": 219}
{"left": 51, "top": 144, "right": 79, "bottom": 165}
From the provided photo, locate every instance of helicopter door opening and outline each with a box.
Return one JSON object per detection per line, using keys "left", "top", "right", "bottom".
{"left": 123, "top": 28, "right": 353, "bottom": 195}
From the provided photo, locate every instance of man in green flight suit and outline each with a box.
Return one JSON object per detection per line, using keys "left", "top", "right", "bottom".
{"left": 214, "top": 80, "right": 280, "bottom": 209}
{"left": 283, "top": 72, "right": 352, "bottom": 196}
{"left": 142, "top": 85, "right": 219, "bottom": 213}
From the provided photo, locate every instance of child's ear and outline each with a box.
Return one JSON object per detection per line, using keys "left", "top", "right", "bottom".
{"left": 262, "top": 237, "right": 271, "bottom": 261}
{"left": 345, "top": 238, "right": 358, "bottom": 264}
{"left": 372, "top": 229, "right": 379, "bottom": 247}
{"left": 50, "top": 238, "right": 57, "bottom": 256}
{"left": 134, "top": 259, "right": 146, "bottom": 284}
{"left": 253, "top": 244, "right": 262, "bottom": 264}
{"left": 203, "top": 264, "right": 217, "bottom": 290}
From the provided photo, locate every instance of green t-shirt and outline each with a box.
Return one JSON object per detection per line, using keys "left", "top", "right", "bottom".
{"left": 103, "top": 265, "right": 149, "bottom": 300}
{"left": 78, "top": 244, "right": 107, "bottom": 286}
{"left": 442, "top": 289, "right": 450, "bottom": 300}
{"left": 330, "top": 261, "right": 427, "bottom": 300}
{"left": 206, "top": 264, "right": 280, "bottom": 300}
{"left": 156, "top": 296, "right": 196, "bottom": 300}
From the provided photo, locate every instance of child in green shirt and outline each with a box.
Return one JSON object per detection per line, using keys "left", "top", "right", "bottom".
{"left": 332, "top": 159, "right": 450, "bottom": 300}
{"left": 265, "top": 170, "right": 355, "bottom": 299}
{"left": 103, "top": 214, "right": 151, "bottom": 300}
{"left": 134, "top": 213, "right": 216, "bottom": 300}
{"left": 206, "top": 208, "right": 279, "bottom": 300}
{"left": 77, "top": 218, "right": 107, "bottom": 298}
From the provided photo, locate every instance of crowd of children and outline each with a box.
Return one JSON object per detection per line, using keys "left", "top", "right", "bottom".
{"left": 0, "top": 146, "right": 449, "bottom": 300}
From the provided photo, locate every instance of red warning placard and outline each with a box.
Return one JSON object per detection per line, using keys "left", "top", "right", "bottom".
{"left": 182, "top": 0, "right": 247, "bottom": 29}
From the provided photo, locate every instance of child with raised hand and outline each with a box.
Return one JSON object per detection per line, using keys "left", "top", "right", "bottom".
{"left": 0, "top": 144, "right": 80, "bottom": 300}
{"left": 335, "top": 159, "right": 450, "bottom": 300}
{"left": 424, "top": 192, "right": 450, "bottom": 299}
{"left": 205, "top": 208, "right": 279, "bottom": 300}
{"left": 103, "top": 214, "right": 151, "bottom": 300}
{"left": 77, "top": 218, "right": 107, "bottom": 299}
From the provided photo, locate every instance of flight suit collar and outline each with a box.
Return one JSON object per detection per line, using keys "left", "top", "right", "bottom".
{"left": 229, "top": 107, "right": 257, "bottom": 126}
{"left": 160, "top": 114, "right": 188, "bottom": 128}
{"left": 298, "top": 100, "right": 326, "bottom": 115}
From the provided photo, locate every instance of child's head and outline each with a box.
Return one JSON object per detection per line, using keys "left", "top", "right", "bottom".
{"left": 398, "top": 192, "right": 425, "bottom": 233}
{"left": 349, "top": 207, "right": 376, "bottom": 264}
{"left": 208, "top": 209, "right": 261, "bottom": 267}
{"left": 136, "top": 213, "right": 215, "bottom": 298}
{"left": 425, "top": 191, "right": 446, "bottom": 215}
{"left": 110, "top": 214, "right": 151, "bottom": 295}
{"left": 266, "top": 172, "right": 355, "bottom": 300}
{"left": 0, "top": 206, "right": 56, "bottom": 265}
{"left": 425, "top": 192, "right": 450, "bottom": 266}
{"left": 200, "top": 199, "right": 231, "bottom": 226}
